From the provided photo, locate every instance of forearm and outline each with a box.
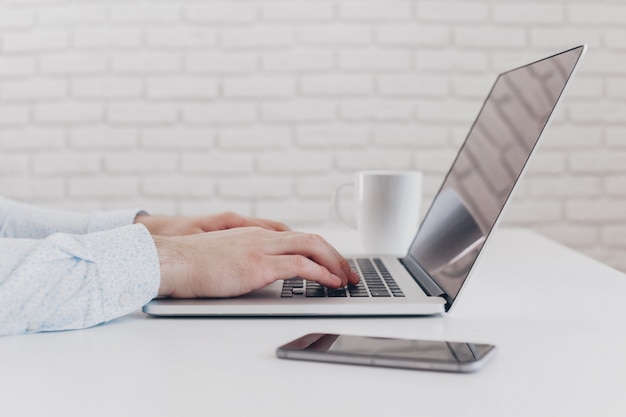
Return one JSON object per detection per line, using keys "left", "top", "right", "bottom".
{"left": 0, "top": 224, "right": 160, "bottom": 336}
{"left": 0, "top": 196, "right": 145, "bottom": 239}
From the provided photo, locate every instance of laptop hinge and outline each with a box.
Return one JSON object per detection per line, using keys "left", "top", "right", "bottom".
{"left": 400, "top": 256, "right": 446, "bottom": 299}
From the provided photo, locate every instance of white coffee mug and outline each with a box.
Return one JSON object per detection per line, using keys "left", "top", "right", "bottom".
{"left": 334, "top": 170, "right": 422, "bottom": 255}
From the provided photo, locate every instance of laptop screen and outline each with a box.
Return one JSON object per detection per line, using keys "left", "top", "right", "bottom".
{"left": 405, "top": 46, "right": 585, "bottom": 307}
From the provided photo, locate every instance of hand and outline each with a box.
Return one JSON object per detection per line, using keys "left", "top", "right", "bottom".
{"left": 154, "top": 227, "right": 360, "bottom": 298}
{"left": 135, "top": 212, "right": 290, "bottom": 236}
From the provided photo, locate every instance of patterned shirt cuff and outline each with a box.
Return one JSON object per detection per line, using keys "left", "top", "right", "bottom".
{"left": 83, "top": 223, "right": 160, "bottom": 322}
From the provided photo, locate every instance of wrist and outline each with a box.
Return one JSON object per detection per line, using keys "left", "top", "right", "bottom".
{"left": 154, "top": 235, "right": 181, "bottom": 297}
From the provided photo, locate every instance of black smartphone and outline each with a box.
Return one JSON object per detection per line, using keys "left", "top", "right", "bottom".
{"left": 276, "top": 333, "right": 496, "bottom": 373}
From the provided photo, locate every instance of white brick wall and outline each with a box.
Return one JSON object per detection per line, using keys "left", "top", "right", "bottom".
{"left": 1, "top": 0, "right": 626, "bottom": 272}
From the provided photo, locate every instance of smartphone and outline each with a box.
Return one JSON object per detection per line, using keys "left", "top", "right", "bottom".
{"left": 276, "top": 333, "right": 496, "bottom": 373}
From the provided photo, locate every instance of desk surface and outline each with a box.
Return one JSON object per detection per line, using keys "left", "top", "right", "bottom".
{"left": 2, "top": 228, "right": 625, "bottom": 417}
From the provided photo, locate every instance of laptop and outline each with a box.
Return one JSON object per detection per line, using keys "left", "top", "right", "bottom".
{"left": 143, "top": 45, "right": 586, "bottom": 317}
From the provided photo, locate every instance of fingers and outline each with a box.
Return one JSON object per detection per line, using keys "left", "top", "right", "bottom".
{"left": 264, "top": 232, "right": 359, "bottom": 286}
{"left": 262, "top": 255, "right": 344, "bottom": 288}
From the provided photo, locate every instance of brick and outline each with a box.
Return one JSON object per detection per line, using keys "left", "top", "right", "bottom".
{"left": 182, "top": 153, "right": 255, "bottom": 174}
{"left": 504, "top": 200, "right": 562, "bottom": 223}
{"left": 258, "top": 152, "right": 332, "bottom": 174}
{"left": 340, "top": 99, "right": 412, "bottom": 121}
{"left": 493, "top": 4, "right": 564, "bottom": 23}
{"left": 223, "top": 76, "right": 296, "bottom": 98}
{"left": 295, "top": 176, "right": 342, "bottom": 198}
{"left": 2, "top": 30, "right": 68, "bottom": 52}
{"left": 142, "top": 176, "right": 215, "bottom": 198}
{"left": 1, "top": 78, "right": 67, "bottom": 100}
{"left": 186, "top": 52, "right": 258, "bottom": 74}
{"left": 69, "top": 127, "right": 138, "bottom": 148}
{"left": 568, "top": 4, "right": 626, "bottom": 24}
{"left": 605, "top": 177, "right": 626, "bottom": 197}
{"left": 107, "top": 103, "right": 178, "bottom": 124}
{"left": 34, "top": 102, "right": 103, "bottom": 124}
{"left": 378, "top": 74, "right": 449, "bottom": 97}
{"left": 377, "top": 24, "right": 450, "bottom": 46}
{"left": 542, "top": 125, "right": 602, "bottom": 149}
{"left": 73, "top": 28, "right": 142, "bottom": 49}
{"left": 112, "top": 52, "right": 181, "bottom": 73}
{"left": 0, "top": 154, "right": 29, "bottom": 174}
{"left": 0, "top": 57, "right": 36, "bottom": 77}
{"left": 221, "top": 27, "right": 295, "bottom": 48}
{"left": 262, "top": 2, "right": 334, "bottom": 21}
{"left": 418, "top": 2, "right": 488, "bottom": 22}
{"left": 36, "top": 4, "right": 107, "bottom": 25}
{"left": 219, "top": 127, "right": 292, "bottom": 148}
{"left": 566, "top": 200, "right": 626, "bottom": 222}
{"left": 185, "top": 3, "right": 258, "bottom": 23}
{"left": 104, "top": 152, "right": 178, "bottom": 173}
{"left": 339, "top": 49, "right": 411, "bottom": 70}
{"left": 296, "top": 124, "right": 369, "bottom": 147}
{"left": 142, "top": 127, "right": 215, "bottom": 148}
{"left": 183, "top": 103, "right": 258, "bottom": 124}
{"left": 0, "top": 105, "right": 30, "bottom": 125}
{"left": 0, "top": 8, "right": 35, "bottom": 28}
{"left": 581, "top": 51, "right": 626, "bottom": 75}
{"left": 146, "top": 28, "right": 217, "bottom": 48}
{"left": 603, "top": 226, "right": 626, "bottom": 246}
{"left": 528, "top": 176, "right": 601, "bottom": 197}
{"left": 372, "top": 125, "right": 447, "bottom": 147}
{"left": 0, "top": 178, "right": 64, "bottom": 199}
{"left": 256, "top": 200, "right": 329, "bottom": 224}
{"left": 530, "top": 28, "right": 601, "bottom": 49}
{"left": 180, "top": 200, "right": 254, "bottom": 217}
{"left": 527, "top": 153, "right": 566, "bottom": 174}
{"left": 301, "top": 74, "right": 373, "bottom": 96}
{"left": 451, "top": 75, "right": 494, "bottom": 98}
{"left": 339, "top": 1, "right": 412, "bottom": 21}
{"left": 218, "top": 178, "right": 292, "bottom": 198}
{"left": 41, "top": 53, "right": 107, "bottom": 75}
{"left": 416, "top": 99, "right": 481, "bottom": 123}
{"left": 298, "top": 24, "right": 372, "bottom": 45}
{"left": 32, "top": 152, "right": 101, "bottom": 174}
{"left": 534, "top": 224, "right": 599, "bottom": 247}
{"left": 262, "top": 100, "right": 335, "bottom": 122}
{"left": 606, "top": 127, "right": 626, "bottom": 147}
{"left": 566, "top": 77, "right": 603, "bottom": 99}
{"left": 414, "top": 149, "right": 459, "bottom": 173}
{"left": 262, "top": 50, "right": 334, "bottom": 72}
{"left": 0, "top": 128, "right": 65, "bottom": 149}
{"left": 568, "top": 102, "right": 626, "bottom": 123}
{"left": 605, "top": 29, "right": 626, "bottom": 50}
{"left": 110, "top": 4, "right": 181, "bottom": 23}
{"left": 606, "top": 78, "right": 626, "bottom": 99}
{"left": 147, "top": 77, "right": 219, "bottom": 99}
{"left": 335, "top": 150, "right": 412, "bottom": 171}
{"left": 455, "top": 27, "right": 526, "bottom": 48}
{"left": 69, "top": 177, "right": 140, "bottom": 197}
{"left": 415, "top": 49, "right": 488, "bottom": 72}
{"left": 569, "top": 151, "right": 626, "bottom": 173}
{"left": 72, "top": 77, "right": 143, "bottom": 99}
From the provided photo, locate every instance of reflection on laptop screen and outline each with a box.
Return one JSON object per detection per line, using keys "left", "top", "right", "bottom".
{"left": 407, "top": 46, "right": 585, "bottom": 303}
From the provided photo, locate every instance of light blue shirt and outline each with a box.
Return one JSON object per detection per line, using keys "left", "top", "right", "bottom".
{"left": 0, "top": 197, "right": 160, "bottom": 336}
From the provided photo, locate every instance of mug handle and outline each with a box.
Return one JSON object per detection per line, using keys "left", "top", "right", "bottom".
{"left": 333, "top": 182, "right": 356, "bottom": 228}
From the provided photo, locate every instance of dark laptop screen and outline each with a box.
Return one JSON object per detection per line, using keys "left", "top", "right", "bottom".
{"left": 405, "top": 46, "right": 585, "bottom": 306}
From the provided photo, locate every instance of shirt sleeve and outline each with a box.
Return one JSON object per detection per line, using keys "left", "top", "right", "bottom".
{"left": 0, "top": 196, "right": 145, "bottom": 238}
{"left": 0, "top": 224, "right": 160, "bottom": 336}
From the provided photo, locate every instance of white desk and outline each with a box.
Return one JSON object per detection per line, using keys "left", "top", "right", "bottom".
{"left": 1, "top": 229, "right": 625, "bottom": 417}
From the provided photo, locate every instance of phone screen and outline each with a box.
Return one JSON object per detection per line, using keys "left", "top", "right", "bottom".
{"left": 277, "top": 333, "right": 496, "bottom": 372}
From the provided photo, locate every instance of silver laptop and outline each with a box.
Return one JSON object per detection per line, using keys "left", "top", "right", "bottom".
{"left": 144, "top": 45, "right": 586, "bottom": 317}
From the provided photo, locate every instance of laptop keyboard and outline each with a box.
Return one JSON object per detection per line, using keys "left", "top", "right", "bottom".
{"left": 280, "top": 258, "right": 405, "bottom": 298}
